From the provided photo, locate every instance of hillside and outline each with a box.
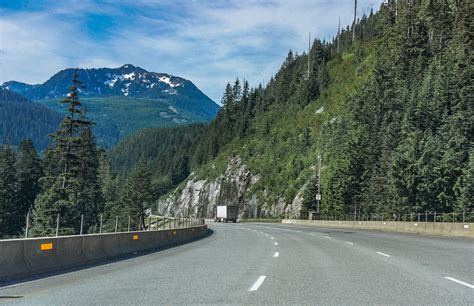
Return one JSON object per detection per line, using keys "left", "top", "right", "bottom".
{"left": 112, "top": 1, "right": 473, "bottom": 219}
{"left": 2, "top": 65, "right": 220, "bottom": 147}
{"left": 0, "top": 89, "right": 62, "bottom": 150}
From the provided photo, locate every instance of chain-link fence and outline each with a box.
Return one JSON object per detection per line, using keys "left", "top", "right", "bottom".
{"left": 300, "top": 211, "right": 474, "bottom": 223}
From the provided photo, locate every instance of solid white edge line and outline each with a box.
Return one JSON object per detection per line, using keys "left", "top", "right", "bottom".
{"left": 274, "top": 252, "right": 279, "bottom": 258}
{"left": 325, "top": 236, "right": 331, "bottom": 239}
{"left": 249, "top": 275, "right": 266, "bottom": 291}
{"left": 376, "top": 251, "right": 391, "bottom": 257}
{"left": 345, "top": 242, "right": 354, "bottom": 245}
{"left": 445, "top": 277, "right": 474, "bottom": 289}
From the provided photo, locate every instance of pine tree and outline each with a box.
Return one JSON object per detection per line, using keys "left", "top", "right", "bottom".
{"left": 32, "top": 70, "right": 97, "bottom": 236}
{"left": 121, "top": 159, "right": 154, "bottom": 230}
{"left": 0, "top": 145, "right": 18, "bottom": 237}
{"left": 15, "top": 139, "right": 42, "bottom": 221}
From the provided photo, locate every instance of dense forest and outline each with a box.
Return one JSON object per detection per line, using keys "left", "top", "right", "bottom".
{"left": 0, "top": 0, "right": 472, "bottom": 238}
{"left": 113, "top": 1, "right": 472, "bottom": 217}
{"left": 0, "top": 89, "right": 63, "bottom": 150}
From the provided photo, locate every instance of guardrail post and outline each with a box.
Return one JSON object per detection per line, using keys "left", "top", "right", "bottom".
{"left": 434, "top": 212, "right": 437, "bottom": 223}
{"left": 128, "top": 215, "right": 131, "bottom": 232}
{"left": 25, "top": 212, "right": 30, "bottom": 239}
{"left": 425, "top": 211, "right": 428, "bottom": 222}
{"left": 56, "top": 213, "right": 60, "bottom": 237}
{"left": 462, "top": 211, "right": 465, "bottom": 223}
{"left": 100, "top": 214, "right": 103, "bottom": 234}
{"left": 115, "top": 215, "right": 118, "bottom": 233}
{"left": 417, "top": 213, "right": 420, "bottom": 222}
{"left": 452, "top": 212, "right": 455, "bottom": 223}
{"left": 80, "top": 214, "right": 84, "bottom": 235}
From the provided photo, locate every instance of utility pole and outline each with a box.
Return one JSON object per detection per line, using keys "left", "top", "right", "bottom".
{"left": 352, "top": 0, "right": 357, "bottom": 43}
{"left": 306, "top": 32, "right": 311, "bottom": 80}
{"left": 337, "top": 16, "right": 341, "bottom": 53}
{"left": 316, "top": 155, "right": 322, "bottom": 213}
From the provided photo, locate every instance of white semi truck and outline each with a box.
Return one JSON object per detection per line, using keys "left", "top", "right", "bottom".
{"left": 214, "top": 205, "right": 238, "bottom": 223}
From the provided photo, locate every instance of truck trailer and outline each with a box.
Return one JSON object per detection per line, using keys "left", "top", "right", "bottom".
{"left": 214, "top": 205, "right": 238, "bottom": 223}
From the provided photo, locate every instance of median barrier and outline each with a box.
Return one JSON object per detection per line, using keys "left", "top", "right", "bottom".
{"left": 282, "top": 220, "right": 473, "bottom": 238}
{"left": 0, "top": 225, "right": 208, "bottom": 283}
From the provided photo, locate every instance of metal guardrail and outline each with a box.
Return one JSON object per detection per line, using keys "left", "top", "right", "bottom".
{"left": 1, "top": 214, "right": 205, "bottom": 240}
{"left": 299, "top": 211, "right": 474, "bottom": 223}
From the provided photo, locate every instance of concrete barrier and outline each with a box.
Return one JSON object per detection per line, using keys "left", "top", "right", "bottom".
{"left": 282, "top": 220, "right": 473, "bottom": 238}
{"left": 0, "top": 225, "right": 208, "bottom": 283}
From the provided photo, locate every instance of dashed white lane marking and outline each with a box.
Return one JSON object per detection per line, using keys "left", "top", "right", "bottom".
{"left": 376, "top": 251, "right": 391, "bottom": 258}
{"left": 345, "top": 242, "right": 354, "bottom": 245}
{"left": 296, "top": 230, "right": 302, "bottom": 233}
{"left": 274, "top": 252, "right": 279, "bottom": 258}
{"left": 445, "top": 277, "right": 474, "bottom": 289}
{"left": 310, "top": 233, "right": 316, "bottom": 236}
{"left": 249, "top": 276, "right": 266, "bottom": 291}
{"left": 270, "top": 237, "right": 274, "bottom": 240}
{"left": 325, "top": 236, "right": 332, "bottom": 239}
{"left": 265, "top": 233, "right": 269, "bottom": 236}
{"left": 274, "top": 242, "right": 278, "bottom": 246}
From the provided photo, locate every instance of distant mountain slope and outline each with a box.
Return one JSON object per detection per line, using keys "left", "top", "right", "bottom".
{"left": 0, "top": 89, "right": 62, "bottom": 151}
{"left": 2, "top": 65, "right": 220, "bottom": 147}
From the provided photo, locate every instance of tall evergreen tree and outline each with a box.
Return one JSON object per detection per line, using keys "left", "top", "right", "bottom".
{"left": 32, "top": 69, "right": 98, "bottom": 236}
{"left": 0, "top": 145, "right": 18, "bottom": 237}
{"left": 15, "top": 139, "right": 42, "bottom": 220}
{"left": 121, "top": 159, "right": 154, "bottom": 230}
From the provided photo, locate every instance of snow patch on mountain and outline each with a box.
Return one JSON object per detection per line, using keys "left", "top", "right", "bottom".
{"left": 159, "top": 76, "right": 180, "bottom": 88}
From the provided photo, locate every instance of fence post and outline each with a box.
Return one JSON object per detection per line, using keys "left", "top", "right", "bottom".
{"left": 56, "top": 213, "right": 60, "bottom": 237}
{"left": 418, "top": 213, "right": 420, "bottom": 222}
{"left": 25, "top": 212, "right": 30, "bottom": 239}
{"left": 442, "top": 212, "right": 445, "bottom": 222}
{"left": 425, "top": 211, "right": 428, "bottom": 222}
{"left": 452, "top": 212, "right": 455, "bottom": 223}
{"left": 80, "top": 214, "right": 84, "bottom": 235}
{"left": 115, "top": 215, "right": 118, "bottom": 233}
{"left": 100, "top": 214, "right": 103, "bottom": 234}
{"left": 462, "top": 211, "right": 465, "bottom": 223}
{"left": 434, "top": 212, "right": 437, "bottom": 223}
{"left": 382, "top": 214, "right": 384, "bottom": 222}
{"left": 128, "top": 215, "right": 131, "bottom": 232}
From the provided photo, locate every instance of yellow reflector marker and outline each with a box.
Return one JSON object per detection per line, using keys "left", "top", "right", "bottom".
{"left": 40, "top": 243, "right": 53, "bottom": 251}
{"left": 133, "top": 235, "right": 139, "bottom": 240}
{"left": 173, "top": 230, "right": 176, "bottom": 235}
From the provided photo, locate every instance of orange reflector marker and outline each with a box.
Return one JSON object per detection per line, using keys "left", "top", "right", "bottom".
{"left": 133, "top": 234, "right": 139, "bottom": 240}
{"left": 40, "top": 243, "right": 53, "bottom": 251}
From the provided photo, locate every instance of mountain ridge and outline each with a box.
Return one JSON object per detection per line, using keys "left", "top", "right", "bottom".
{"left": 2, "top": 64, "right": 219, "bottom": 118}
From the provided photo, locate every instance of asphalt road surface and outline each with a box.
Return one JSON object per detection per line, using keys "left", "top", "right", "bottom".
{"left": 1, "top": 222, "right": 473, "bottom": 305}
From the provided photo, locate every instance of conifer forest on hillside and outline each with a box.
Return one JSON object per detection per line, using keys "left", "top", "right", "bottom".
{"left": 0, "top": 1, "right": 472, "bottom": 238}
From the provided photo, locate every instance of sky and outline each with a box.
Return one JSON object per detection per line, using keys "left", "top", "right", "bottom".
{"left": 0, "top": 0, "right": 381, "bottom": 102}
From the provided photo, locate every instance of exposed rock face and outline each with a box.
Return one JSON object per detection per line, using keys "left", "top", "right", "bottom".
{"left": 159, "top": 157, "right": 260, "bottom": 218}
{"left": 159, "top": 156, "right": 305, "bottom": 219}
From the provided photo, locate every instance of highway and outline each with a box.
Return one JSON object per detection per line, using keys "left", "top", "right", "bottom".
{"left": 1, "top": 222, "right": 473, "bottom": 305}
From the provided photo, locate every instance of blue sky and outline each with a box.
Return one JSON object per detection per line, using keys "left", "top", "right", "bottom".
{"left": 0, "top": 0, "right": 381, "bottom": 102}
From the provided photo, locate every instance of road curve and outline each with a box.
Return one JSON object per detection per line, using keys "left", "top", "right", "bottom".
{"left": 1, "top": 222, "right": 473, "bottom": 305}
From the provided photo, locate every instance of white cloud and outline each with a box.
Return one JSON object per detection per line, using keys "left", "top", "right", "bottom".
{"left": 0, "top": 0, "right": 381, "bottom": 101}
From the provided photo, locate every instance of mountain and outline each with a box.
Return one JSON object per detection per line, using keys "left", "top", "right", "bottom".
{"left": 0, "top": 89, "right": 62, "bottom": 150}
{"left": 112, "top": 2, "right": 472, "bottom": 219}
{"left": 2, "top": 65, "right": 220, "bottom": 147}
